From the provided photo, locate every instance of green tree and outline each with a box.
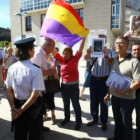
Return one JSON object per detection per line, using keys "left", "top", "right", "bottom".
{"left": 0, "top": 41, "right": 11, "bottom": 48}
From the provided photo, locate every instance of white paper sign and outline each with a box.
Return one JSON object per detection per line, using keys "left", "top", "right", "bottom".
{"left": 106, "top": 70, "right": 133, "bottom": 91}
{"left": 90, "top": 38, "right": 105, "bottom": 58}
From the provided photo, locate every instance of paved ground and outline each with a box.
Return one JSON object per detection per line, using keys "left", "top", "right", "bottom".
{"left": 0, "top": 60, "right": 136, "bottom": 140}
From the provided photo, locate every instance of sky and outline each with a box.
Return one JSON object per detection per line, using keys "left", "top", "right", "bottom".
{"left": 0, "top": 0, "right": 10, "bottom": 29}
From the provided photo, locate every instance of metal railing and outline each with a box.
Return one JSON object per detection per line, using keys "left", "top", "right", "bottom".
{"left": 21, "top": 0, "right": 84, "bottom": 12}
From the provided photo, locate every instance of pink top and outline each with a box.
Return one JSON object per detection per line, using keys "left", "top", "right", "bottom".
{"left": 54, "top": 51, "right": 82, "bottom": 82}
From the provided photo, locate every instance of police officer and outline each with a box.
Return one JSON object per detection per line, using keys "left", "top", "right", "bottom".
{"left": 5, "top": 37, "right": 45, "bottom": 140}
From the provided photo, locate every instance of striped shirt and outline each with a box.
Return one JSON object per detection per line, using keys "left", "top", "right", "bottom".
{"left": 91, "top": 49, "right": 116, "bottom": 77}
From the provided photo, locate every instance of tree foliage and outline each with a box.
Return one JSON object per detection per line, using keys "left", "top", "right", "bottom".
{"left": 0, "top": 41, "right": 11, "bottom": 48}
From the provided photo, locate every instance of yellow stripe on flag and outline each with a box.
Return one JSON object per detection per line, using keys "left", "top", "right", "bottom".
{"left": 46, "top": 4, "right": 88, "bottom": 37}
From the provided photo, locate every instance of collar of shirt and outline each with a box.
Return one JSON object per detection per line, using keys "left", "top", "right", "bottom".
{"left": 40, "top": 47, "right": 46, "bottom": 56}
{"left": 117, "top": 53, "right": 132, "bottom": 65}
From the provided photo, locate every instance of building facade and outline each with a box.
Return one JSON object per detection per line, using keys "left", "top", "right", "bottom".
{"left": 10, "top": 0, "right": 140, "bottom": 49}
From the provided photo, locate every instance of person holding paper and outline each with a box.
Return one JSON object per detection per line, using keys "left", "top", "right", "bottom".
{"left": 106, "top": 37, "right": 140, "bottom": 140}
{"left": 85, "top": 34, "right": 115, "bottom": 131}
{"left": 131, "top": 43, "right": 140, "bottom": 140}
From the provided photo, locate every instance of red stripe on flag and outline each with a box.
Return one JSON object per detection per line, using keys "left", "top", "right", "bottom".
{"left": 52, "top": 0, "right": 84, "bottom": 26}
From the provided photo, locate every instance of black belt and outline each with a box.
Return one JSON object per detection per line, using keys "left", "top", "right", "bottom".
{"left": 92, "top": 75, "right": 108, "bottom": 80}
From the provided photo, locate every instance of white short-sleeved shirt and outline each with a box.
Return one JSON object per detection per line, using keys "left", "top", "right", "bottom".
{"left": 30, "top": 47, "right": 49, "bottom": 79}
{"left": 5, "top": 60, "right": 45, "bottom": 100}
{"left": 30, "top": 47, "right": 47, "bottom": 70}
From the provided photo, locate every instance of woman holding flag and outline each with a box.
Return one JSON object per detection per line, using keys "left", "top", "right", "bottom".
{"left": 40, "top": 0, "right": 88, "bottom": 130}
{"left": 52, "top": 38, "right": 86, "bottom": 130}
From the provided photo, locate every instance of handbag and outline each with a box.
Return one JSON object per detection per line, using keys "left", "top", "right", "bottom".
{"left": 45, "top": 75, "right": 60, "bottom": 94}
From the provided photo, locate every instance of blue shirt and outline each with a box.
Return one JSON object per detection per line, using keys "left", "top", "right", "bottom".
{"left": 91, "top": 49, "right": 116, "bottom": 77}
{"left": 0, "top": 50, "right": 3, "bottom": 60}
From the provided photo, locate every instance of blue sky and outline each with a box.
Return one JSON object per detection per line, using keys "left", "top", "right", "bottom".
{"left": 0, "top": 0, "right": 10, "bottom": 29}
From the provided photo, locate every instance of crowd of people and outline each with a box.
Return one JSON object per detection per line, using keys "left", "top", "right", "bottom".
{"left": 0, "top": 42, "right": 17, "bottom": 89}
{"left": 0, "top": 32, "right": 140, "bottom": 140}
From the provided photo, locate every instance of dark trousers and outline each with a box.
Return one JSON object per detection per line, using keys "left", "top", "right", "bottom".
{"left": 43, "top": 93, "right": 55, "bottom": 110}
{"left": 135, "top": 93, "right": 140, "bottom": 140}
{"left": 61, "top": 83, "right": 82, "bottom": 124}
{"left": 111, "top": 96, "right": 134, "bottom": 140}
{"left": 14, "top": 100, "right": 43, "bottom": 140}
{"left": 89, "top": 75, "right": 108, "bottom": 123}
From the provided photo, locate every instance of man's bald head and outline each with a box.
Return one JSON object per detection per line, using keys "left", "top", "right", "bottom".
{"left": 42, "top": 38, "right": 55, "bottom": 54}
{"left": 42, "top": 38, "right": 55, "bottom": 48}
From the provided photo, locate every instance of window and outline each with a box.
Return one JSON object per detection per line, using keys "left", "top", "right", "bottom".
{"left": 26, "top": 16, "right": 32, "bottom": 31}
{"left": 76, "top": 8, "right": 84, "bottom": 21}
{"left": 111, "top": 0, "right": 120, "bottom": 29}
{"left": 21, "top": 0, "right": 83, "bottom": 12}
{"left": 112, "top": 5, "right": 116, "bottom": 16}
{"left": 112, "top": 4, "right": 120, "bottom": 16}
{"left": 41, "top": 14, "right": 46, "bottom": 27}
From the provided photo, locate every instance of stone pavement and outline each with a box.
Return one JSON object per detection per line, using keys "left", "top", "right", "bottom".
{"left": 0, "top": 60, "right": 136, "bottom": 140}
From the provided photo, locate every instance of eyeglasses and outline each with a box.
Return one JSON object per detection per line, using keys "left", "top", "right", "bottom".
{"left": 115, "top": 42, "right": 125, "bottom": 45}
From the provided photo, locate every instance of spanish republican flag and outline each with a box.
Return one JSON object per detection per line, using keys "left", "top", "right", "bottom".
{"left": 40, "top": 0, "right": 89, "bottom": 47}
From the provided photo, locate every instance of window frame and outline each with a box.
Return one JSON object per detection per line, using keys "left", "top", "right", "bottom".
{"left": 25, "top": 16, "right": 32, "bottom": 31}
{"left": 41, "top": 14, "right": 46, "bottom": 27}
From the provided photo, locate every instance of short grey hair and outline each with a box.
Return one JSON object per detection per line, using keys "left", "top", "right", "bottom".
{"left": 42, "top": 41, "right": 51, "bottom": 48}
{"left": 42, "top": 38, "right": 54, "bottom": 48}
{"left": 116, "top": 36, "right": 129, "bottom": 46}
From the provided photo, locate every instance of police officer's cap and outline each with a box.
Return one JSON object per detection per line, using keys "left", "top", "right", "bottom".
{"left": 14, "top": 37, "right": 35, "bottom": 48}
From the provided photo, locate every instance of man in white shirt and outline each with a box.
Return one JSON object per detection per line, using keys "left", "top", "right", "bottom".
{"left": 31, "top": 38, "right": 56, "bottom": 131}
{"left": 31, "top": 38, "right": 56, "bottom": 77}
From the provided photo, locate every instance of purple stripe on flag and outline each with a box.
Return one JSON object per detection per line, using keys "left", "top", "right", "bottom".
{"left": 40, "top": 18, "right": 83, "bottom": 47}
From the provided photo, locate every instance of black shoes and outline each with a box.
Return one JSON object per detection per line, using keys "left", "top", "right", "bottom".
{"left": 61, "top": 119, "right": 70, "bottom": 126}
{"left": 101, "top": 123, "right": 107, "bottom": 131}
{"left": 61, "top": 119, "right": 81, "bottom": 130}
{"left": 87, "top": 121, "right": 107, "bottom": 131}
{"left": 75, "top": 124, "right": 81, "bottom": 131}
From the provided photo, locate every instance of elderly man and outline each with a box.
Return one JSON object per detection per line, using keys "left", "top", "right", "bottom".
{"left": 31, "top": 38, "right": 56, "bottom": 131}
{"left": 106, "top": 37, "right": 140, "bottom": 140}
{"left": 131, "top": 43, "right": 140, "bottom": 140}
{"left": 31, "top": 38, "right": 56, "bottom": 76}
